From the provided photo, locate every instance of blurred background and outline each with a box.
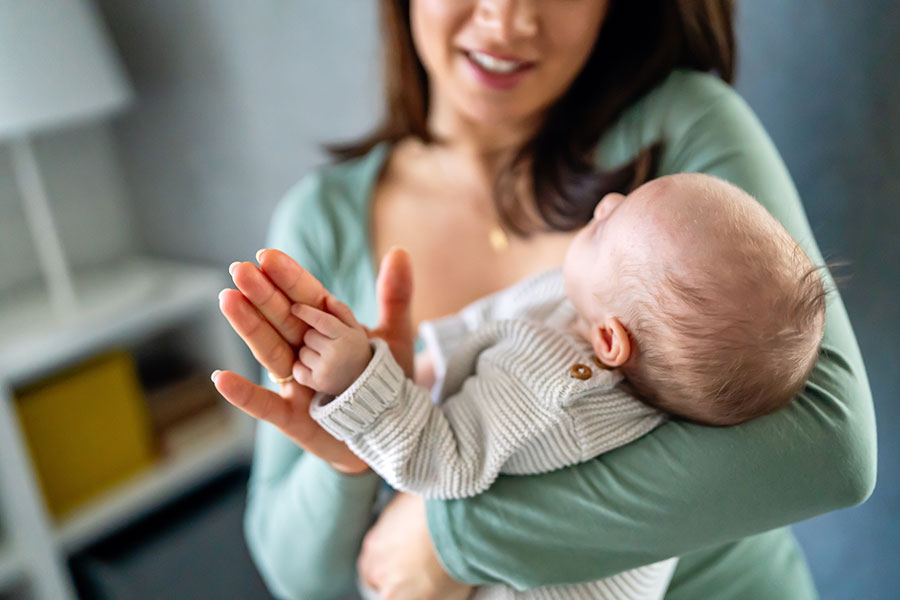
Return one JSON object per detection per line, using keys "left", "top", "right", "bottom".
{"left": 0, "top": 1, "right": 896, "bottom": 599}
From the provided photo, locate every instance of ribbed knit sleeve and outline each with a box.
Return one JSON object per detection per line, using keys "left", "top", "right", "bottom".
{"left": 309, "top": 339, "right": 406, "bottom": 440}
{"left": 315, "top": 334, "right": 574, "bottom": 499}
{"left": 310, "top": 319, "right": 664, "bottom": 502}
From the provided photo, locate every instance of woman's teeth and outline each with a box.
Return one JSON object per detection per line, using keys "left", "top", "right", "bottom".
{"left": 468, "top": 50, "right": 523, "bottom": 74}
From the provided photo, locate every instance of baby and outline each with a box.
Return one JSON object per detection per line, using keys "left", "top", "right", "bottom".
{"left": 290, "top": 173, "right": 828, "bottom": 600}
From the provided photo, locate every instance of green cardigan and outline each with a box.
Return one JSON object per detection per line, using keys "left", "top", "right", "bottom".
{"left": 243, "top": 70, "right": 876, "bottom": 600}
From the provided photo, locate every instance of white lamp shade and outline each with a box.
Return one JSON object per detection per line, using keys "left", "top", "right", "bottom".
{"left": 0, "top": 0, "right": 134, "bottom": 138}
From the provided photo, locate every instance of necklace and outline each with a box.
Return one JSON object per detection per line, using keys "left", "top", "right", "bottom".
{"left": 489, "top": 224, "right": 510, "bottom": 252}
{"left": 433, "top": 147, "right": 511, "bottom": 253}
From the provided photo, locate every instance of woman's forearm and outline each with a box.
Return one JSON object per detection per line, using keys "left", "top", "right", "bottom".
{"left": 426, "top": 286, "right": 874, "bottom": 588}
{"left": 245, "top": 421, "right": 381, "bottom": 599}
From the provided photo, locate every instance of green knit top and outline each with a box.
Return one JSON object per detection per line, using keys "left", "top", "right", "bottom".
{"left": 243, "top": 69, "right": 876, "bottom": 600}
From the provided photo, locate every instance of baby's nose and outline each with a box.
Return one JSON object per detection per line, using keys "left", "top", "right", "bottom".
{"left": 595, "top": 192, "right": 625, "bottom": 220}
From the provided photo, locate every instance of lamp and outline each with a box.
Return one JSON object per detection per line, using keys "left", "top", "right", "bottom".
{"left": 0, "top": 0, "right": 134, "bottom": 319}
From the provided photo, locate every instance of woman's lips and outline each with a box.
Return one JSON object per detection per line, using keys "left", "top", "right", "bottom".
{"left": 462, "top": 49, "right": 535, "bottom": 90}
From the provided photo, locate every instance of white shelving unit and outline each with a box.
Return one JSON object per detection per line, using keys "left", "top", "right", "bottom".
{"left": 0, "top": 256, "right": 255, "bottom": 600}
{"left": 55, "top": 421, "right": 252, "bottom": 553}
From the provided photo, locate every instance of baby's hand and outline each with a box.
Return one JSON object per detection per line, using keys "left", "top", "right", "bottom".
{"left": 290, "top": 295, "right": 372, "bottom": 396}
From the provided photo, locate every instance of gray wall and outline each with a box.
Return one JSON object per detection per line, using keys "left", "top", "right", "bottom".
{"left": 97, "top": 1, "right": 381, "bottom": 265}
{"left": 734, "top": 2, "right": 899, "bottom": 598}
{"left": 1, "top": 1, "right": 896, "bottom": 598}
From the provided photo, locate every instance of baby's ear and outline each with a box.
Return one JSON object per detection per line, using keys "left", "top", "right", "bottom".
{"left": 590, "top": 317, "right": 631, "bottom": 368}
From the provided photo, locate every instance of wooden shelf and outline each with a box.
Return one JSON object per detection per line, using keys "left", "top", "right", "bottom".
{"left": 54, "top": 419, "right": 253, "bottom": 553}
{"left": 0, "top": 256, "right": 226, "bottom": 384}
{"left": 0, "top": 541, "right": 24, "bottom": 591}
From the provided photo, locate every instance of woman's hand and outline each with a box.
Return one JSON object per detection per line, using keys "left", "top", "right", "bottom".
{"left": 414, "top": 350, "right": 437, "bottom": 389}
{"left": 358, "top": 492, "right": 474, "bottom": 600}
{"left": 213, "top": 247, "right": 415, "bottom": 474}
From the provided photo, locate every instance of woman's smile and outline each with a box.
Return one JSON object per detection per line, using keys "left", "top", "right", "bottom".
{"left": 413, "top": 0, "right": 608, "bottom": 126}
{"left": 461, "top": 47, "right": 536, "bottom": 90}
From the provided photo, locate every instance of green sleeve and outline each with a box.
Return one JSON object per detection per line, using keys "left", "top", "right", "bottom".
{"left": 425, "top": 71, "right": 877, "bottom": 590}
{"left": 243, "top": 174, "right": 382, "bottom": 600}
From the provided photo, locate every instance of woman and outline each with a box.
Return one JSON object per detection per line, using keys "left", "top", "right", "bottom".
{"left": 215, "top": 1, "right": 876, "bottom": 598}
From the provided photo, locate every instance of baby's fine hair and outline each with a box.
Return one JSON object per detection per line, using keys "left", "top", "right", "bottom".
{"left": 616, "top": 175, "right": 830, "bottom": 426}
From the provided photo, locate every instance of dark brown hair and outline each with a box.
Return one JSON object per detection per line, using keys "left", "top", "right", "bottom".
{"left": 330, "top": 0, "right": 735, "bottom": 236}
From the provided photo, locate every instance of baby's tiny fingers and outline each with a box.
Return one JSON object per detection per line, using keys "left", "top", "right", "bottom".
{"left": 302, "top": 328, "right": 331, "bottom": 353}
{"left": 292, "top": 303, "right": 344, "bottom": 338}
{"left": 298, "top": 346, "right": 321, "bottom": 371}
{"left": 292, "top": 361, "right": 315, "bottom": 389}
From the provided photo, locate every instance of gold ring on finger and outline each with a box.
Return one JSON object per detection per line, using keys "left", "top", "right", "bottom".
{"left": 267, "top": 371, "right": 294, "bottom": 385}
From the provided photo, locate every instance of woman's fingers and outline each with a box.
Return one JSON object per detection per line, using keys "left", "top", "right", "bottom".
{"left": 213, "top": 368, "right": 300, "bottom": 430}
{"left": 257, "top": 249, "right": 331, "bottom": 308}
{"left": 375, "top": 248, "right": 414, "bottom": 338}
{"left": 357, "top": 492, "right": 470, "bottom": 600}
{"left": 229, "top": 260, "right": 303, "bottom": 347}
{"left": 212, "top": 369, "right": 371, "bottom": 474}
{"left": 325, "top": 294, "right": 361, "bottom": 328}
{"left": 371, "top": 248, "right": 415, "bottom": 377}
{"left": 228, "top": 251, "right": 333, "bottom": 372}
{"left": 213, "top": 368, "right": 323, "bottom": 450}
{"left": 218, "top": 288, "right": 296, "bottom": 379}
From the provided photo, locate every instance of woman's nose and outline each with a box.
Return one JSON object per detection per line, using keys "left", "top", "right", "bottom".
{"left": 474, "top": 0, "right": 538, "bottom": 40}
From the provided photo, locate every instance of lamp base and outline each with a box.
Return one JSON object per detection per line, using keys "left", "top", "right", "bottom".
{"left": 9, "top": 135, "right": 79, "bottom": 320}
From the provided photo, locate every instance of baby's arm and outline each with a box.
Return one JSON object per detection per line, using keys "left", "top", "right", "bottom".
{"left": 290, "top": 295, "right": 506, "bottom": 496}
{"left": 298, "top": 308, "right": 673, "bottom": 599}
{"left": 295, "top": 313, "right": 583, "bottom": 499}
{"left": 301, "top": 317, "right": 662, "bottom": 502}
{"left": 306, "top": 335, "right": 559, "bottom": 499}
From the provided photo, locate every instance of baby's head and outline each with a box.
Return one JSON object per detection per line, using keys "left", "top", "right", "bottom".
{"left": 563, "top": 173, "right": 828, "bottom": 426}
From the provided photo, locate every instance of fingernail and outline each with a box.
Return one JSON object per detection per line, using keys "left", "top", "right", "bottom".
{"left": 290, "top": 303, "right": 301, "bottom": 316}
{"left": 218, "top": 289, "right": 228, "bottom": 303}
{"left": 228, "top": 261, "right": 240, "bottom": 275}
{"left": 210, "top": 370, "right": 221, "bottom": 384}
{"left": 256, "top": 249, "right": 266, "bottom": 263}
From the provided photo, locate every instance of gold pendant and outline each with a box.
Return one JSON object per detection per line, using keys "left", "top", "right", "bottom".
{"left": 489, "top": 226, "right": 509, "bottom": 252}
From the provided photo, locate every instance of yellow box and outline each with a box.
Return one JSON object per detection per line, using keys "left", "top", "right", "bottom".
{"left": 15, "top": 350, "right": 157, "bottom": 519}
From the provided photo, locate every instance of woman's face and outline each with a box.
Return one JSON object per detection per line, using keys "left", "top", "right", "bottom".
{"left": 411, "top": 0, "right": 609, "bottom": 127}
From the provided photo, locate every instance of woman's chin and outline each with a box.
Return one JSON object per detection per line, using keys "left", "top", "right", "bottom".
{"left": 455, "top": 95, "right": 539, "bottom": 134}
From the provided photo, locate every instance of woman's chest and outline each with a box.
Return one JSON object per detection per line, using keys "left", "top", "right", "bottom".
{"left": 370, "top": 184, "right": 577, "bottom": 326}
